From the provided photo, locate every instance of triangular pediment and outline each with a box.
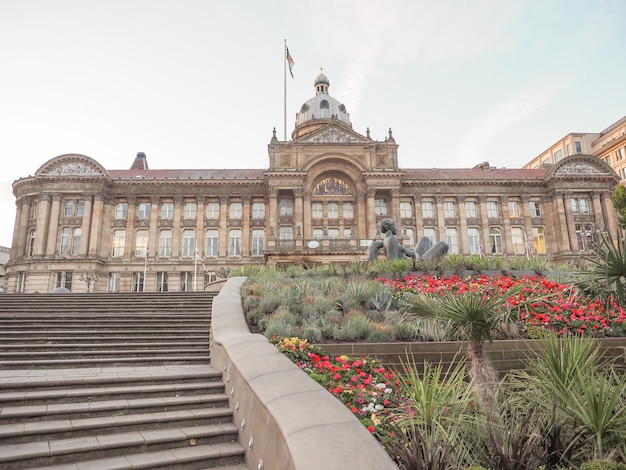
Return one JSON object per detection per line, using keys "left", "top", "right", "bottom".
{"left": 547, "top": 154, "right": 618, "bottom": 180}
{"left": 301, "top": 125, "right": 369, "bottom": 144}
{"left": 36, "top": 154, "right": 108, "bottom": 178}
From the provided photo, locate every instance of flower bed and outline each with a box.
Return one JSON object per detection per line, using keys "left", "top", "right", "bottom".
{"left": 379, "top": 274, "right": 626, "bottom": 337}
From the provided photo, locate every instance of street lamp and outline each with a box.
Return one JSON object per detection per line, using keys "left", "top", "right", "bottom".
{"left": 79, "top": 272, "right": 99, "bottom": 293}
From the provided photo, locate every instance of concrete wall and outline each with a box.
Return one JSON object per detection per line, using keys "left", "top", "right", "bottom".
{"left": 210, "top": 277, "right": 397, "bottom": 470}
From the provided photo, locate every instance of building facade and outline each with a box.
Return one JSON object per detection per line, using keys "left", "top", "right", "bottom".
{"left": 5, "top": 72, "right": 621, "bottom": 293}
{"left": 522, "top": 115, "right": 626, "bottom": 180}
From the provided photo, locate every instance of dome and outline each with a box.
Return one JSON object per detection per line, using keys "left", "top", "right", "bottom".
{"left": 295, "top": 70, "right": 351, "bottom": 127}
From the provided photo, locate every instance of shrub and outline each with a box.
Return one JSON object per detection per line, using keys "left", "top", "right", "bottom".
{"left": 333, "top": 314, "right": 373, "bottom": 341}
{"left": 365, "top": 327, "right": 391, "bottom": 343}
{"left": 390, "top": 321, "right": 416, "bottom": 341}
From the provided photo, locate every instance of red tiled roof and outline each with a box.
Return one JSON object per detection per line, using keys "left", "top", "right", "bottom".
{"left": 403, "top": 168, "right": 546, "bottom": 180}
{"left": 108, "top": 169, "right": 266, "bottom": 179}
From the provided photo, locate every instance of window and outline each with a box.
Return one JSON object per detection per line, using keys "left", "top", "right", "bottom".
{"left": 135, "top": 230, "right": 149, "bottom": 257}
{"left": 182, "top": 230, "right": 195, "bottom": 257}
{"left": 571, "top": 198, "right": 589, "bottom": 214}
{"left": 161, "top": 202, "right": 174, "bottom": 219}
{"left": 374, "top": 199, "right": 387, "bottom": 216}
{"left": 205, "top": 229, "right": 219, "bottom": 257}
{"left": 312, "top": 202, "right": 323, "bottom": 218}
{"left": 206, "top": 202, "right": 220, "bottom": 219}
{"left": 423, "top": 227, "right": 436, "bottom": 243}
{"left": 16, "top": 272, "right": 27, "bottom": 293}
{"left": 508, "top": 201, "right": 521, "bottom": 218}
{"left": 554, "top": 149, "right": 563, "bottom": 161}
{"left": 180, "top": 272, "right": 192, "bottom": 292}
{"left": 529, "top": 202, "right": 542, "bottom": 217}
{"left": 312, "top": 228, "right": 324, "bottom": 239}
{"left": 467, "top": 227, "right": 481, "bottom": 255}
{"left": 532, "top": 227, "right": 546, "bottom": 253}
{"left": 605, "top": 156, "right": 612, "bottom": 166}
{"left": 421, "top": 201, "right": 435, "bottom": 218}
{"left": 115, "top": 202, "right": 128, "bottom": 219}
{"left": 252, "top": 202, "right": 265, "bottom": 219}
{"left": 30, "top": 202, "right": 38, "bottom": 219}
{"left": 328, "top": 202, "right": 339, "bottom": 218}
{"left": 575, "top": 141, "right": 582, "bottom": 153}
{"left": 28, "top": 230, "right": 36, "bottom": 256}
{"left": 59, "top": 227, "right": 81, "bottom": 255}
{"left": 156, "top": 272, "right": 168, "bottom": 292}
{"left": 54, "top": 271, "right": 73, "bottom": 290}
{"left": 112, "top": 230, "right": 126, "bottom": 257}
{"left": 575, "top": 224, "right": 594, "bottom": 251}
{"left": 159, "top": 230, "right": 172, "bottom": 256}
{"left": 59, "top": 228, "right": 70, "bottom": 255}
{"left": 566, "top": 143, "right": 571, "bottom": 156}
{"left": 279, "top": 198, "right": 293, "bottom": 216}
{"left": 137, "top": 203, "right": 151, "bottom": 219}
{"left": 327, "top": 228, "right": 339, "bottom": 239}
{"left": 107, "top": 273, "right": 120, "bottom": 292}
{"left": 229, "top": 202, "right": 242, "bottom": 219}
{"left": 76, "top": 200, "right": 84, "bottom": 217}
{"left": 71, "top": 228, "right": 81, "bottom": 255}
{"left": 486, "top": 201, "right": 499, "bottom": 218}
{"left": 400, "top": 201, "right": 412, "bottom": 218}
{"left": 343, "top": 202, "right": 354, "bottom": 218}
{"left": 228, "top": 229, "right": 242, "bottom": 256}
{"left": 511, "top": 227, "right": 525, "bottom": 255}
{"left": 443, "top": 201, "right": 456, "bottom": 218}
{"left": 445, "top": 227, "right": 459, "bottom": 254}
{"left": 63, "top": 200, "right": 74, "bottom": 217}
{"left": 251, "top": 229, "right": 264, "bottom": 256}
{"left": 403, "top": 228, "right": 415, "bottom": 247}
{"left": 279, "top": 226, "right": 293, "bottom": 240}
{"left": 619, "top": 147, "right": 626, "bottom": 160}
{"left": 131, "top": 272, "right": 144, "bottom": 292}
{"left": 489, "top": 228, "right": 503, "bottom": 254}
{"left": 465, "top": 201, "right": 477, "bottom": 218}
{"left": 344, "top": 227, "right": 353, "bottom": 239}
{"left": 183, "top": 202, "right": 197, "bottom": 219}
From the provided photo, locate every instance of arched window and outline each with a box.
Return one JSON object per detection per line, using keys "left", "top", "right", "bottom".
{"left": 313, "top": 177, "right": 352, "bottom": 196}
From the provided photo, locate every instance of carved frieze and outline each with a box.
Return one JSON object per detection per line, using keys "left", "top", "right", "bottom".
{"left": 304, "top": 127, "right": 365, "bottom": 143}
{"left": 43, "top": 162, "right": 101, "bottom": 177}
{"left": 555, "top": 163, "right": 603, "bottom": 175}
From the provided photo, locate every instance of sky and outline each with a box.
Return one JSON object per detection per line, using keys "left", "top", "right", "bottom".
{"left": 1, "top": 0, "right": 625, "bottom": 248}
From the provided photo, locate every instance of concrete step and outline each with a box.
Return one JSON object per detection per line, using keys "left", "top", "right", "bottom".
{"left": 0, "top": 381, "right": 224, "bottom": 405}
{"left": 0, "top": 356, "right": 211, "bottom": 369}
{"left": 0, "top": 347, "right": 209, "bottom": 359}
{"left": 0, "top": 430, "right": 244, "bottom": 469}
{"left": 0, "top": 342, "right": 210, "bottom": 351}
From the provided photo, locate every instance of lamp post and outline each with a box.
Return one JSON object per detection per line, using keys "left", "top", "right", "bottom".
{"left": 79, "top": 273, "right": 99, "bottom": 293}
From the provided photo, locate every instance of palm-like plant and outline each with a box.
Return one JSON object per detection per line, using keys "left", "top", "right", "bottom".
{"left": 576, "top": 230, "right": 626, "bottom": 309}
{"left": 402, "top": 285, "right": 524, "bottom": 409}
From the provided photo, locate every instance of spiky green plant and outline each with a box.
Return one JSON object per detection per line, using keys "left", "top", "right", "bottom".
{"left": 333, "top": 314, "right": 373, "bottom": 341}
{"left": 341, "top": 280, "right": 378, "bottom": 312}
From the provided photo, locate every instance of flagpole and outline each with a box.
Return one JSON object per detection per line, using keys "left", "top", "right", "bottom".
{"left": 284, "top": 39, "right": 287, "bottom": 141}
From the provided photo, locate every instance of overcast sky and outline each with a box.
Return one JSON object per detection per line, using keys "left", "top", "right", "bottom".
{"left": 1, "top": 0, "right": 625, "bottom": 248}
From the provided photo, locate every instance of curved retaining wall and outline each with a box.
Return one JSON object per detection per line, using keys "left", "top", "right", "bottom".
{"left": 210, "top": 277, "right": 397, "bottom": 470}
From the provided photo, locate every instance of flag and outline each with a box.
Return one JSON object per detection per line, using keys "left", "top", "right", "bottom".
{"left": 145, "top": 243, "right": 150, "bottom": 267}
{"left": 195, "top": 243, "right": 206, "bottom": 271}
{"left": 286, "top": 44, "right": 294, "bottom": 78}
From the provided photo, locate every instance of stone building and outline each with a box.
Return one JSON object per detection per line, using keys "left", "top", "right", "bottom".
{"left": 5, "top": 72, "right": 620, "bottom": 293}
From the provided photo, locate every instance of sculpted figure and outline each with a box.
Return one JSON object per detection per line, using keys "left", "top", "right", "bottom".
{"left": 367, "top": 218, "right": 450, "bottom": 261}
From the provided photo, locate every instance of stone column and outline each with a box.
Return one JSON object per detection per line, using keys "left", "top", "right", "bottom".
{"left": 500, "top": 196, "right": 512, "bottom": 255}
{"left": 79, "top": 194, "right": 94, "bottom": 256}
{"left": 435, "top": 196, "right": 445, "bottom": 243}
{"left": 366, "top": 189, "right": 377, "bottom": 239}
{"left": 45, "top": 193, "right": 62, "bottom": 256}
{"left": 88, "top": 195, "right": 104, "bottom": 257}
{"left": 390, "top": 188, "right": 400, "bottom": 222}
{"left": 592, "top": 191, "right": 604, "bottom": 228}
{"left": 195, "top": 195, "right": 206, "bottom": 256}
{"left": 457, "top": 195, "right": 468, "bottom": 254}
{"left": 552, "top": 192, "right": 572, "bottom": 253}
{"left": 563, "top": 192, "right": 579, "bottom": 252}
{"left": 356, "top": 191, "right": 367, "bottom": 240}
{"left": 268, "top": 188, "right": 278, "bottom": 242}
{"left": 12, "top": 198, "right": 27, "bottom": 257}
{"left": 124, "top": 196, "right": 137, "bottom": 261}
{"left": 218, "top": 196, "right": 229, "bottom": 256}
{"left": 478, "top": 196, "right": 490, "bottom": 254}
{"left": 149, "top": 196, "right": 160, "bottom": 261}
{"left": 172, "top": 196, "right": 183, "bottom": 257}
{"left": 33, "top": 194, "right": 50, "bottom": 257}
{"left": 303, "top": 192, "right": 312, "bottom": 239}
{"left": 520, "top": 195, "right": 533, "bottom": 253}
{"left": 413, "top": 195, "right": 423, "bottom": 235}
{"left": 601, "top": 191, "right": 619, "bottom": 237}
{"left": 241, "top": 196, "right": 251, "bottom": 257}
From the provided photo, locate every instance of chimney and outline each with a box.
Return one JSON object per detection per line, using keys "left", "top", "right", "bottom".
{"left": 130, "top": 152, "right": 149, "bottom": 170}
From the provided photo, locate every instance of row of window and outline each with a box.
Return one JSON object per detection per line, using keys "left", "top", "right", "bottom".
{"left": 47, "top": 271, "right": 206, "bottom": 293}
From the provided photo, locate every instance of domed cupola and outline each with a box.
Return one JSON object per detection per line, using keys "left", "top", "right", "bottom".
{"left": 293, "top": 69, "right": 351, "bottom": 138}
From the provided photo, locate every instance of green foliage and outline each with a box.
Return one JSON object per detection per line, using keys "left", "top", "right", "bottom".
{"left": 612, "top": 184, "right": 626, "bottom": 230}
{"left": 372, "top": 287, "right": 393, "bottom": 312}
{"left": 340, "top": 280, "right": 379, "bottom": 312}
{"left": 333, "top": 314, "right": 373, "bottom": 341}
{"left": 581, "top": 461, "right": 626, "bottom": 470}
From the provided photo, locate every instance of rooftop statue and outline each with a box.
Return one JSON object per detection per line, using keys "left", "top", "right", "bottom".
{"left": 367, "top": 218, "right": 449, "bottom": 261}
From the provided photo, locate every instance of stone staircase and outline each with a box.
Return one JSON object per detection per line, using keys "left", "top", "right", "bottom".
{"left": 0, "top": 292, "right": 246, "bottom": 469}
